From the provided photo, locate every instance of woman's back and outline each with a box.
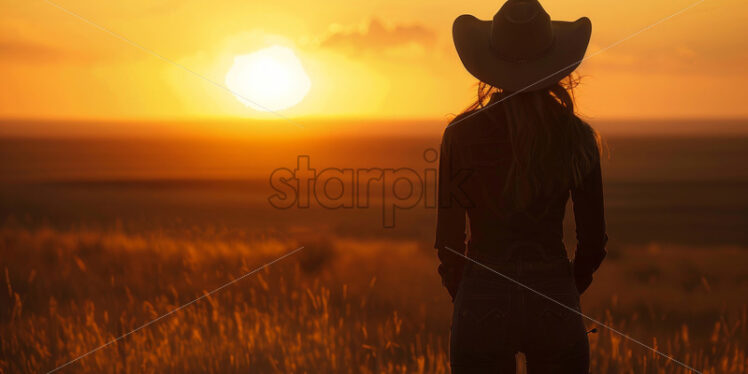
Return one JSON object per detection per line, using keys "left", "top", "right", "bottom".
{"left": 435, "top": 91, "right": 607, "bottom": 275}
{"left": 437, "top": 97, "right": 571, "bottom": 259}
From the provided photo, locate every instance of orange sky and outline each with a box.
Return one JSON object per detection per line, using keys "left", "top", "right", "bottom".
{"left": 1, "top": 0, "right": 747, "bottom": 124}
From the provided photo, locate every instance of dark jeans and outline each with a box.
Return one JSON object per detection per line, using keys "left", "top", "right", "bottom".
{"left": 450, "top": 256, "right": 589, "bottom": 373}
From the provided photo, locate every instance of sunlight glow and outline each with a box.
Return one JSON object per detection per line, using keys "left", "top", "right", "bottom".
{"left": 225, "top": 46, "right": 311, "bottom": 112}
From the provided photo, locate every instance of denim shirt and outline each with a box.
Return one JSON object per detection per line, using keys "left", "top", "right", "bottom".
{"left": 434, "top": 100, "right": 608, "bottom": 296}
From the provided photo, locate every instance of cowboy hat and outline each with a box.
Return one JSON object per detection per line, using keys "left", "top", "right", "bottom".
{"left": 453, "top": 0, "right": 591, "bottom": 92}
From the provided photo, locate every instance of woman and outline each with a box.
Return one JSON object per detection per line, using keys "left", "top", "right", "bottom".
{"left": 435, "top": 0, "right": 608, "bottom": 373}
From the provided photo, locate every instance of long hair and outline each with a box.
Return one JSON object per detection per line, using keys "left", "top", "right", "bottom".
{"left": 463, "top": 74, "right": 601, "bottom": 211}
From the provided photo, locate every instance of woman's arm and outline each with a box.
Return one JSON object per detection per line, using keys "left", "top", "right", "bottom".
{"left": 571, "top": 158, "right": 608, "bottom": 294}
{"left": 434, "top": 126, "right": 468, "bottom": 300}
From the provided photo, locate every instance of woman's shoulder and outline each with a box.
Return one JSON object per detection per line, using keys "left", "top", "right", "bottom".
{"left": 448, "top": 110, "right": 479, "bottom": 126}
{"left": 444, "top": 106, "right": 506, "bottom": 141}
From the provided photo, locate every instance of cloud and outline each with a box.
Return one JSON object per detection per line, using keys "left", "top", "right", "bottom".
{"left": 0, "top": 36, "right": 145, "bottom": 65}
{"left": 0, "top": 40, "right": 70, "bottom": 63}
{"left": 314, "top": 18, "right": 437, "bottom": 56}
{"left": 583, "top": 43, "right": 748, "bottom": 76}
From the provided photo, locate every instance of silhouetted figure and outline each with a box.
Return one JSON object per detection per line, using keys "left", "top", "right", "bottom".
{"left": 436, "top": 0, "right": 607, "bottom": 372}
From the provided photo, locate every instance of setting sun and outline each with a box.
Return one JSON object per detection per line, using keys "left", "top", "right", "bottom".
{"left": 225, "top": 45, "right": 311, "bottom": 112}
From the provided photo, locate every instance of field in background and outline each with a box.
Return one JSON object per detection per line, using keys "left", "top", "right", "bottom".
{"left": 1, "top": 225, "right": 746, "bottom": 373}
{"left": 1, "top": 124, "right": 748, "bottom": 372}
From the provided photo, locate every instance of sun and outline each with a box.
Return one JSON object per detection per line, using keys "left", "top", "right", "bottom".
{"left": 225, "top": 45, "right": 311, "bottom": 112}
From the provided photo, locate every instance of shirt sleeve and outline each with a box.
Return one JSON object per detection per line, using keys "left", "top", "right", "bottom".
{"left": 434, "top": 127, "right": 468, "bottom": 297}
{"left": 571, "top": 157, "right": 608, "bottom": 281}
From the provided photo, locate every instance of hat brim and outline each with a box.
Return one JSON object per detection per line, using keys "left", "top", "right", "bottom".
{"left": 453, "top": 14, "right": 591, "bottom": 92}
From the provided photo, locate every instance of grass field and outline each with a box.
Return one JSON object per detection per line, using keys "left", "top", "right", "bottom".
{"left": 1, "top": 224, "right": 746, "bottom": 373}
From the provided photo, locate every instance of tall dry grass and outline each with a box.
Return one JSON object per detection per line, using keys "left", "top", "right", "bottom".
{"left": 1, "top": 226, "right": 746, "bottom": 373}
